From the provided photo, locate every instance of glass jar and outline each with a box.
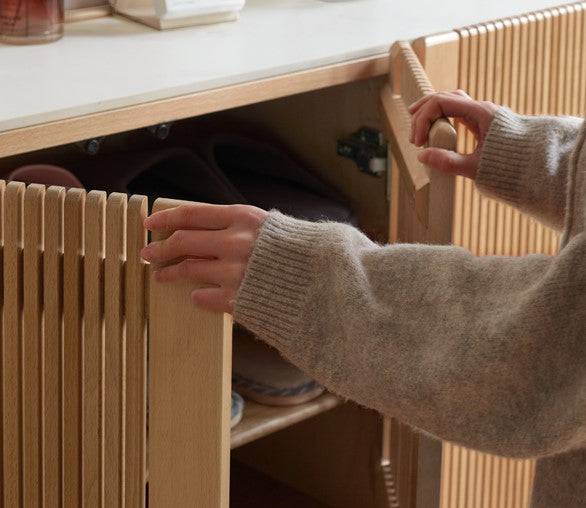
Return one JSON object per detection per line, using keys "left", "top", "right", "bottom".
{"left": 0, "top": 0, "right": 64, "bottom": 44}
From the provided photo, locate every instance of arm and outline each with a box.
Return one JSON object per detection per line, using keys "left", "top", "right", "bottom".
{"left": 410, "top": 92, "right": 584, "bottom": 230}
{"left": 477, "top": 108, "right": 583, "bottom": 230}
{"left": 235, "top": 212, "right": 586, "bottom": 459}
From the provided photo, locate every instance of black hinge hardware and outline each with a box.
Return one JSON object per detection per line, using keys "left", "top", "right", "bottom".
{"left": 337, "top": 127, "right": 388, "bottom": 176}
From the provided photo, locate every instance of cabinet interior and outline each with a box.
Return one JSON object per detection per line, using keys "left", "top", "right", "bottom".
{"left": 0, "top": 77, "right": 390, "bottom": 507}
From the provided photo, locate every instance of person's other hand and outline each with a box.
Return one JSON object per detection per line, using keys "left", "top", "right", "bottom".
{"left": 141, "top": 203, "right": 269, "bottom": 313}
{"left": 409, "top": 90, "right": 498, "bottom": 180}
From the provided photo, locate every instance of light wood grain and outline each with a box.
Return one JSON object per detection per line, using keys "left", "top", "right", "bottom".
{"left": 104, "top": 193, "right": 127, "bottom": 508}
{"left": 0, "top": 180, "right": 5, "bottom": 506}
{"left": 63, "top": 188, "right": 85, "bottom": 507}
{"left": 381, "top": 85, "right": 430, "bottom": 225}
{"left": 43, "top": 185, "right": 65, "bottom": 507}
{"left": 83, "top": 191, "right": 106, "bottom": 507}
{"left": 3, "top": 181, "right": 23, "bottom": 508}
{"left": 382, "top": 39, "right": 457, "bottom": 230}
{"left": 0, "top": 183, "right": 184, "bottom": 506}
{"left": 0, "top": 54, "right": 388, "bottom": 159}
{"left": 23, "top": 184, "right": 44, "bottom": 506}
{"left": 577, "top": 3, "right": 586, "bottom": 114}
{"left": 148, "top": 197, "right": 232, "bottom": 508}
{"left": 125, "top": 195, "right": 148, "bottom": 508}
{"left": 435, "top": 4, "right": 581, "bottom": 507}
{"left": 231, "top": 394, "right": 340, "bottom": 450}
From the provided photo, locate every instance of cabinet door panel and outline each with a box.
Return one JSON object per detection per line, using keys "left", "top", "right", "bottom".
{"left": 148, "top": 198, "right": 232, "bottom": 508}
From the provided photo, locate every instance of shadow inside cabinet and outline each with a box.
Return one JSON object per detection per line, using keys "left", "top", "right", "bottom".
{"left": 231, "top": 461, "right": 328, "bottom": 508}
{"left": 0, "top": 76, "right": 390, "bottom": 507}
{"left": 0, "top": 76, "right": 388, "bottom": 242}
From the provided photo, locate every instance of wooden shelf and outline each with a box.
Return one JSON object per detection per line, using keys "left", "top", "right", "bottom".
{"left": 230, "top": 393, "right": 341, "bottom": 450}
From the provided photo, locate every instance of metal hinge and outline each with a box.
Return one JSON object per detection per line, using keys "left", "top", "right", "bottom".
{"left": 337, "top": 127, "right": 388, "bottom": 176}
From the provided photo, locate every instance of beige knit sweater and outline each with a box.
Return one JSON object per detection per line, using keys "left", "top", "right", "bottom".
{"left": 234, "top": 108, "right": 586, "bottom": 507}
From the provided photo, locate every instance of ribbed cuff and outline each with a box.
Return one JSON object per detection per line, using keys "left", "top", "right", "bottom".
{"left": 234, "top": 212, "right": 320, "bottom": 349}
{"left": 477, "top": 107, "right": 536, "bottom": 205}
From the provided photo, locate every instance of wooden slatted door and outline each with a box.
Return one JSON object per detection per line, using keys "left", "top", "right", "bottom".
{"left": 380, "top": 36, "right": 459, "bottom": 508}
{"left": 0, "top": 183, "right": 232, "bottom": 507}
{"left": 438, "top": 4, "right": 586, "bottom": 507}
{"left": 382, "top": 2, "right": 585, "bottom": 507}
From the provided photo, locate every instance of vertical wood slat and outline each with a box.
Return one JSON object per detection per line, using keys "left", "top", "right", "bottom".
{"left": 468, "top": 27, "right": 481, "bottom": 256}
{"left": 2, "top": 182, "right": 22, "bottom": 508}
{"left": 578, "top": 2, "right": 586, "bottom": 114}
{"left": 0, "top": 180, "right": 4, "bottom": 506}
{"left": 105, "top": 193, "right": 127, "bottom": 508}
{"left": 394, "top": 422, "right": 418, "bottom": 506}
{"left": 44, "top": 186, "right": 65, "bottom": 507}
{"left": 125, "top": 195, "right": 148, "bottom": 508}
{"left": 63, "top": 188, "right": 85, "bottom": 507}
{"left": 0, "top": 181, "right": 155, "bottom": 506}
{"left": 83, "top": 191, "right": 106, "bottom": 507}
{"left": 23, "top": 184, "right": 45, "bottom": 507}
{"left": 476, "top": 25, "right": 489, "bottom": 258}
{"left": 148, "top": 198, "right": 232, "bottom": 508}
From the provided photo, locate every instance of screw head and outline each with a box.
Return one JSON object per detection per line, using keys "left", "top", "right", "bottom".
{"left": 85, "top": 138, "right": 101, "bottom": 155}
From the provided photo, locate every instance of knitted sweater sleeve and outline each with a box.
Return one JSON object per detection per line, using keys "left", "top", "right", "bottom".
{"left": 476, "top": 107, "right": 584, "bottom": 230}
{"left": 234, "top": 212, "right": 586, "bottom": 459}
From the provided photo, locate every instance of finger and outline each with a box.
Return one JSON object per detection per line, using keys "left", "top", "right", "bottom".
{"left": 154, "top": 259, "right": 243, "bottom": 287}
{"left": 408, "top": 93, "right": 434, "bottom": 115}
{"left": 145, "top": 203, "right": 235, "bottom": 232}
{"left": 410, "top": 92, "right": 452, "bottom": 142}
{"left": 418, "top": 147, "right": 479, "bottom": 179}
{"left": 410, "top": 94, "right": 435, "bottom": 143}
{"left": 191, "top": 287, "right": 235, "bottom": 314}
{"left": 413, "top": 95, "right": 482, "bottom": 146}
{"left": 408, "top": 89, "right": 470, "bottom": 115}
{"left": 141, "top": 229, "right": 223, "bottom": 263}
{"left": 453, "top": 89, "right": 470, "bottom": 98}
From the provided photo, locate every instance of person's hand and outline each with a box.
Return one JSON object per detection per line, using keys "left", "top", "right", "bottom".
{"left": 409, "top": 90, "right": 498, "bottom": 180}
{"left": 141, "top": 203, "right": 269, "bottom": 313}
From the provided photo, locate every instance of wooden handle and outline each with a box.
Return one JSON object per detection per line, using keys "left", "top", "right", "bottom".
{"left": 392, "top": 41, "right": 435, "bottom": 105}
{"left": 381, "top": 84, "right": 430, "bottom": 193}
{"left": 382, "top": 41, "right": 457, "bottom": 225}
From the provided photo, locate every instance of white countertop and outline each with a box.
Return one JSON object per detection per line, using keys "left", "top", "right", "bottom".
{"left": 0, "top": 0, "right": 563, "bottom": 133}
